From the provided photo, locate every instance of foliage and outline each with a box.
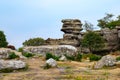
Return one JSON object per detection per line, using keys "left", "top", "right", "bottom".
{"left": 0, "top": 31, "right": 8, "bottom": 48}
{"left": 0, "top": 68, "right": 13, "bottom": 73}
{"left": 22, "top": 52, "right": 35, "bottom": 58}
{"left": 64, "top": 54, "right": 75, "bottom": 61}
{"left": 81, "top": 31, "right": 105, "bottom": 53}
{"left": 8, "top": 52, "right": 19, "bottom": 59}
{"left": 23, "top": 37, "right": 45, "bottom": 46}
{"left": 75, "top": 53, "right": 82, "bottom": 61}
{"left": 18, "top": 47, "right": 23, "bottom": 52}
{"left": 89, "top": 54, "right": 101, "bottom": 61}
{"left": 97, "top": 13, "right": 120, "bottom": 29}
{"left": 83, "top": 21, "right": 94, "bottom": 31}
{"left": 7, "top": 45, "right": 16, "bottom": 50}
{"left": 64, "top": 53, "right": 82, "bottom": 61}
{"left": 116, "top": 56, "right": 120, "bottom": 61}
{"left": 45, "top": 52, "right": 59, "bottom": 61}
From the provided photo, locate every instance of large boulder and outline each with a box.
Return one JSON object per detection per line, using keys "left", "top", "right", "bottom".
{"left": 23, "top": 45, "right": 77, "bottom": 57}
{"left": 46, "top": 58, "right": 57, "bottom": 67}
{"left": 0, "top": 60, "right": 26, "bottom": 71}
{"left": 94, "top": 55, "right": 116, "bottom": 69}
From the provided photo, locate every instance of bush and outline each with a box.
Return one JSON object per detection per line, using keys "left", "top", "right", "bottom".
{"left": 89, "top": 54, "right": 101, "bottom": 61}
{"left": 116, "top": 56, "right": 120, "bottom": 61}
{"left": 8, "top": 52, "right": 19, "bottom": 59}
{"left": 64, "top": 53, "right": 82, "bottom": 61}
{"left": 18, "top": 47, "right": 23, "bottom": 52}
{"left": 0, "top": 68, "right": 13, "bottom": 73}
{"left": 64, "top": 54, "right": 75, "bottom": 61}
{"left": 22, "top": 52, "right": 34, "bottom": 58}
{"left": 45, "top": 52, "right": 59, "bottom": 61}
{"left": 23, "top": 37, "right": 45, "bottom": 46}
{"left": 76, "top": 53, "right": 82, "bottom": 62}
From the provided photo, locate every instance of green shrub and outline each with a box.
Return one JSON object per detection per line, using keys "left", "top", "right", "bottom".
{"left": 22, "top": 52, "right": 34, "bottom": 58}
{"left": 76, "top": 53, "right": 82, "bottom": 62}
{"left": 64, "top": 54, "right": 75, "bottom": 61}
{"left": 116, "top": 56, "right": 120, "bottom": 61}
{"left": 45, "top": 52, "right": 59, "bottom": 61}
{"left": 89, "top": 54, "right": 101, "bottom": 61}
{"left": 0, "top": 68, "right": 13, "bottom": 73}
{"left": 8, "top": 52, "right": 19, "bottom": 59}
{"left": 18, "top": 47, "right": 23, "bottom": 52}
{"left": 23, "top": 37, "right": 45, "bottom": 46}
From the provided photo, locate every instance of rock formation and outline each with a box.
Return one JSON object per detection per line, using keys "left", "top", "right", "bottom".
{"left": 45, "top": 19, "right": 83, "bottom": 47}
{"left": 23, "top": 45, "right": 77, "bottom": 57}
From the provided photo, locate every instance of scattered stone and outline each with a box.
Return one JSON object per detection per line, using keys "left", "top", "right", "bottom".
{"left": 94, "top": 55, "right": 116, "bottom": 69}
{"left": 0, "top": 60, "right": 26, "bottom": 71}
{"left": 59, "top": 55, "right": 67, "bottom": 61}
{"left": 46, "top": 58, "right": 57, "bottom": 68}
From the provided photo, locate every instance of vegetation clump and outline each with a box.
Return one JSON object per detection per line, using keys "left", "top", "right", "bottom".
{"left": 22, "top": 52, "right": 35, "bottom": 58}
{"left": 8, "top": 52, "right": 19, "bottom": 59}
{"left": 45, "top": 52, "right": 59, "bottom": 61}
{"left": 81, "top": 31, "right": 105, "bottom": 53}
{"left": 23, "top": 37, "right": 45, "bottom": 46}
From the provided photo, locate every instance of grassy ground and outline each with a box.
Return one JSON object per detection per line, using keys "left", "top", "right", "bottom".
{"left": 0, "top": 57, "right": 120, "bottom": 80}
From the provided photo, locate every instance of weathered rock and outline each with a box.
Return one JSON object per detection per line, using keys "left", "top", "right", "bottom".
{"left": 46, "top": 58, "right": 57, "bottom": 67}
{"left": 0, "top": 48, "right": 25, "bottom": 59}
{"left": 100, "top": 28, "right": 119, "bottom": 51}
{"left": 23, "top": 45, "right": 77, "bottom": 57}
{"left": 0, "top": 60, "right": 26, "bottom": 70}
{"left": 94, "top": 55, "right": 116, "bottom": 69}
{"left": 59, "top": 55, "right": 67, "bottom": 61}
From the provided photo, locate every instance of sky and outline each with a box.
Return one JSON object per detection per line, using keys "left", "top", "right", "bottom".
{"left": 0, "top": 0, "right": 120, "bottom": 48}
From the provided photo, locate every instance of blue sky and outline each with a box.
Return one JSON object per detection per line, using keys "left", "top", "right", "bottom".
{"left": 0, "top": 0, "right": 120, "bottom": 48}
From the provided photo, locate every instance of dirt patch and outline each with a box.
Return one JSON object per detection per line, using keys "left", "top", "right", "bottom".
{"left": 0, "top": 57, "right": 120, "bottom": 80}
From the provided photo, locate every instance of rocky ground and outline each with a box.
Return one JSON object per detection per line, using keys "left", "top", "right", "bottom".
{"left": 0, "top": 57, "right": 120, "bottom": 80}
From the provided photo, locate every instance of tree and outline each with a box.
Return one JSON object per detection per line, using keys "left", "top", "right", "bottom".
{"left": 0, "top": 31, "right": 8, "bottom": 47}
{"left": 81, "top": 31, "right": 104, "bottom": 53}
{"left": 83, "top": 21, "right": 94, "bottom": 31}
{"left": 23, "top": 37, "right": 45, "bottom": 46}
{"left": 97, "top": 13, "right": 114, "bottom": 29}
{"left": 97, "top": 13, "right": 120, "bottom": 29}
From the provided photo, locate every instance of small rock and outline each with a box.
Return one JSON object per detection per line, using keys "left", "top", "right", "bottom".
{"left": 46, "top": 58, "right": 57, "bottom": 67}
{"left": 59, "top": 55, "right": 67, "bottom": 61}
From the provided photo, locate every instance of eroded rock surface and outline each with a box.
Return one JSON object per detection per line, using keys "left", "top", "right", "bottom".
{"left": 23, "top": 45, "right": 77, "bottom": 57}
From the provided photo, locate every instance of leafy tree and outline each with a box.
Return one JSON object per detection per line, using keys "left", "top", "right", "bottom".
{"left": 97, "top": 13, "right": 114, "bottom": 28}
{"left": 23, "top": 37, "right": 45, "bottom": 46}
{"left": 83, "top": 21, "right": 94, "bottom": 31}
{"left": 97, "top": 13, "right": 120, "bottom": 29}
{"left": 0, "top": 31, "right": 8, "bottom": 47}
{"left": 81, "top": 31, "right": 105, "bottom": 53}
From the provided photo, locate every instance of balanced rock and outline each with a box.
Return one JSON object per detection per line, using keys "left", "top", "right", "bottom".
{"left": 0, "top": 60, "right": 26, "bottom": 70}
{"left": 94, "top": 55, "right": 116, "bottom": 69}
